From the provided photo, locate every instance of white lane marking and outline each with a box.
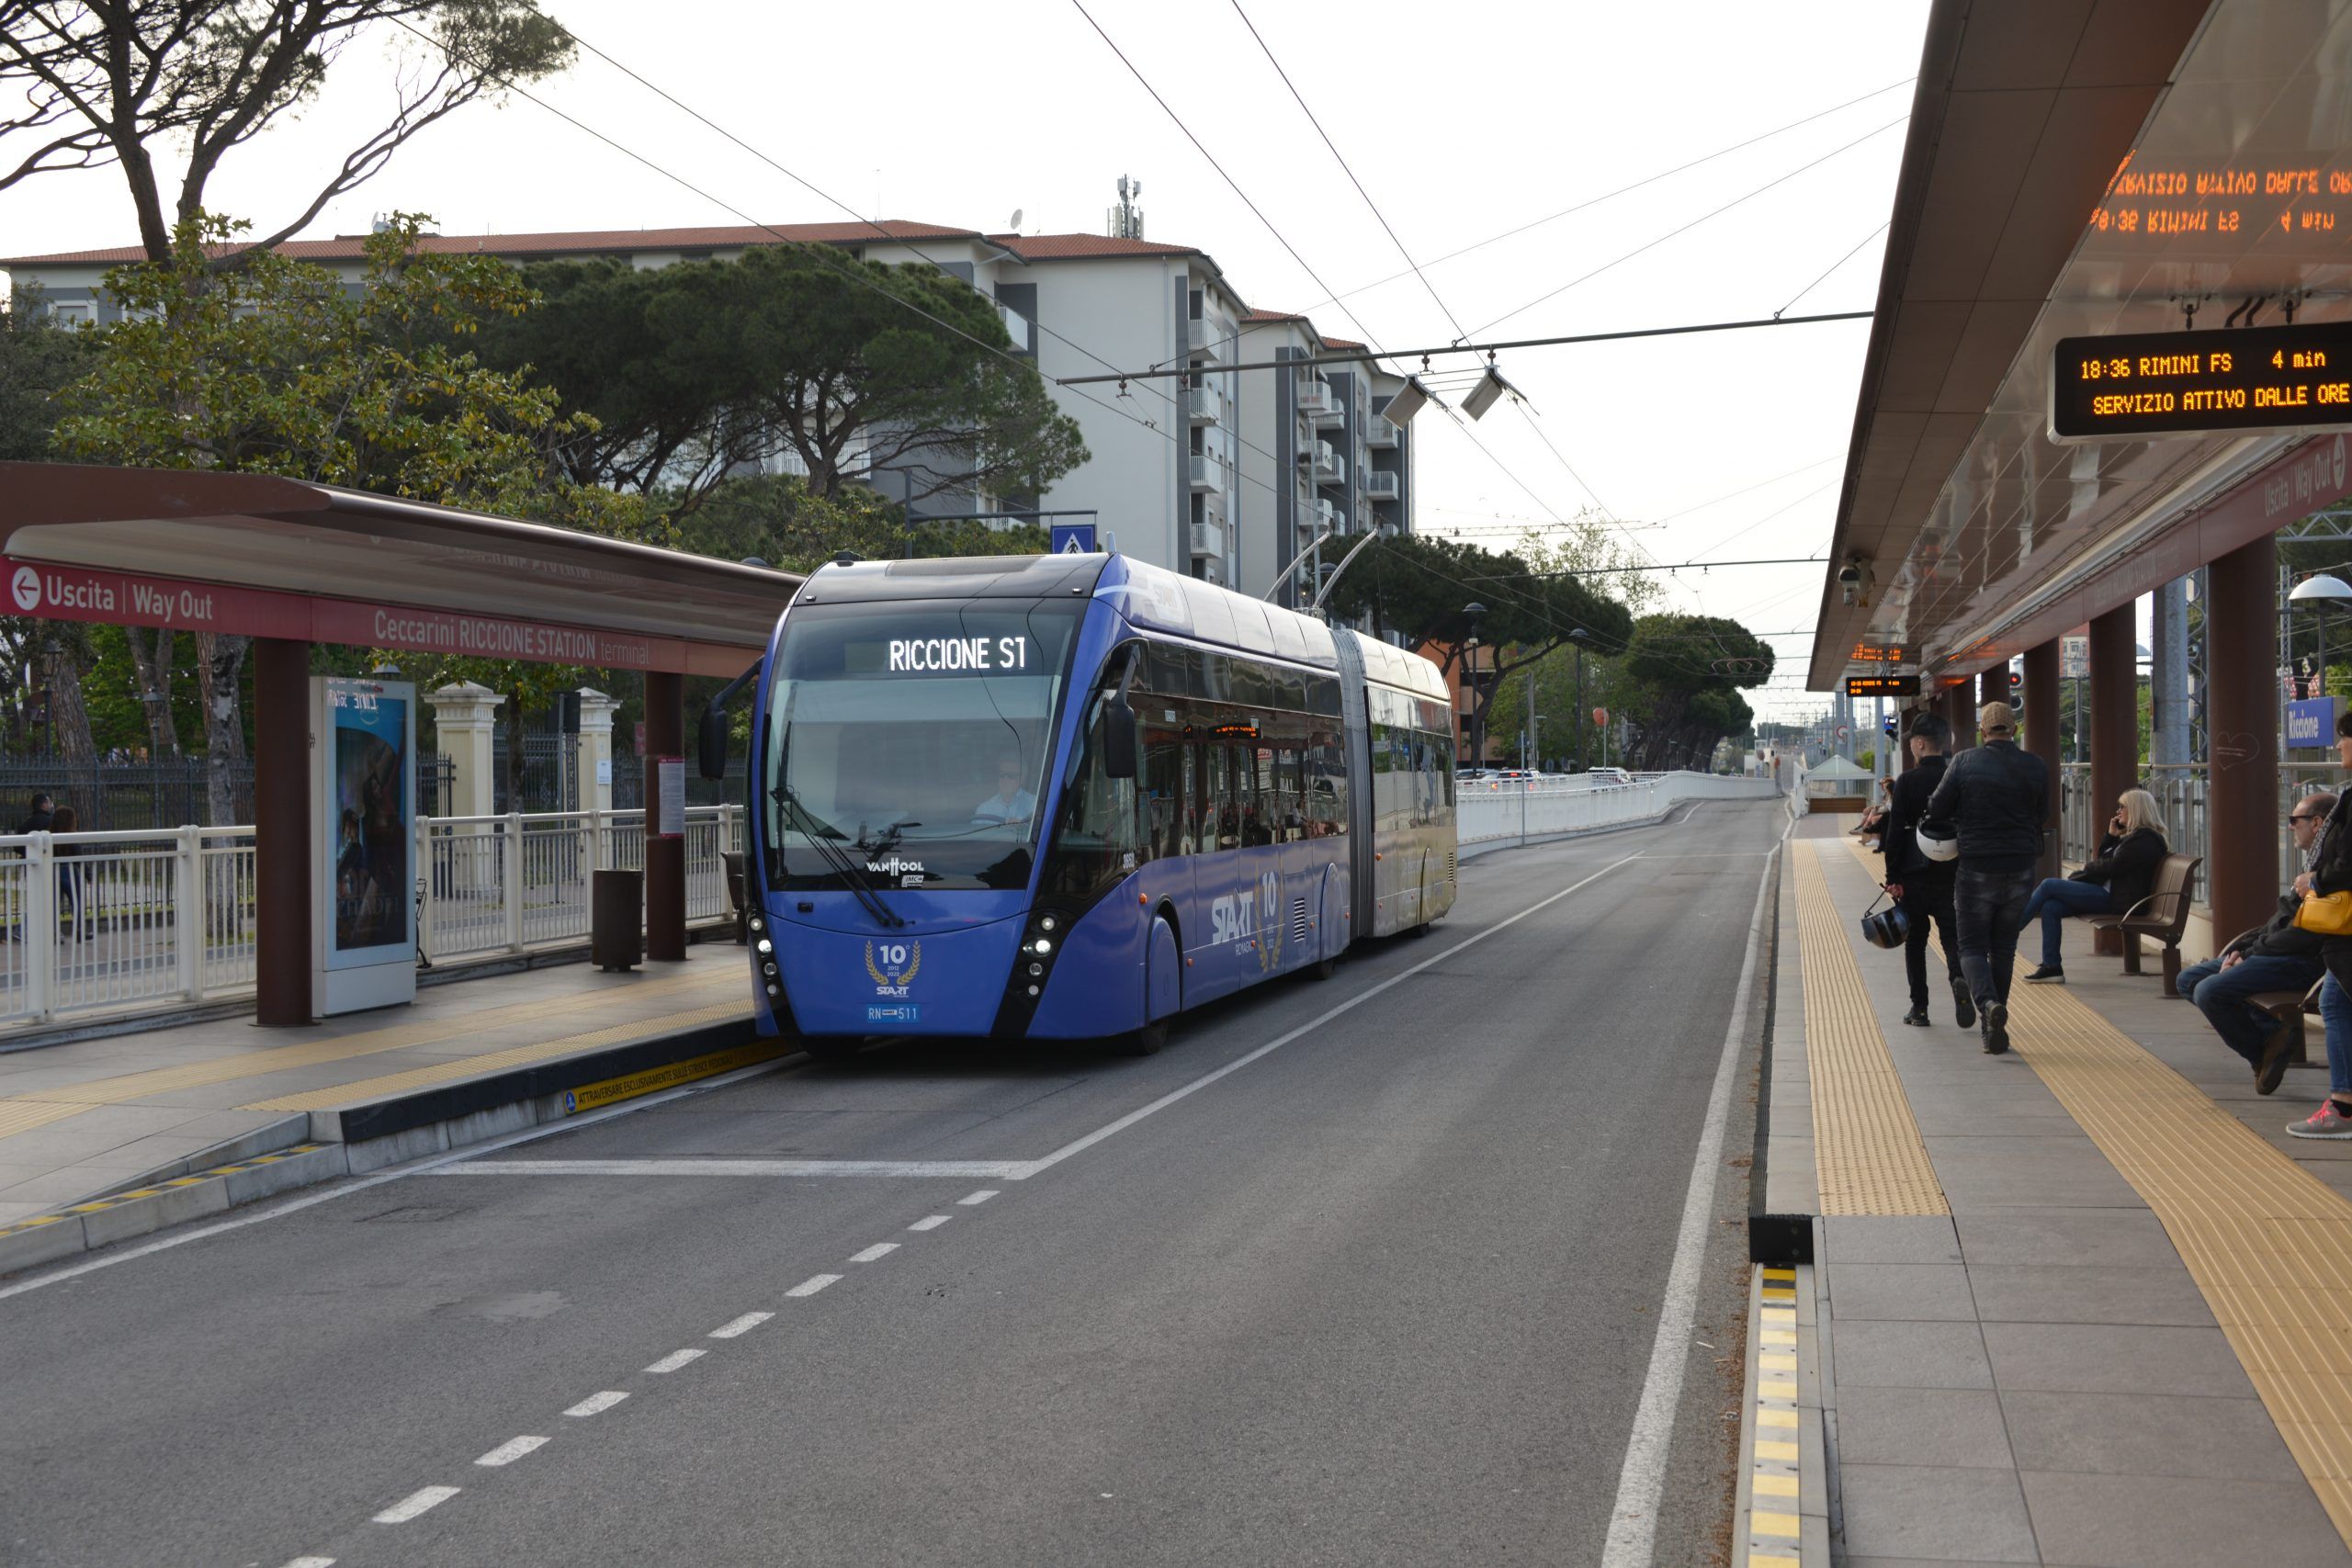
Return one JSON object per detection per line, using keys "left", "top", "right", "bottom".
{"left": 1599, "top": 843, "right": 1779, "bottom": 1568}
{"left": 564, "top": 1391, "right": 628, "bottom": 1417}
{"left": 281, "top": 1558, "right": 336, "bottom": 1567}
{"left": 426, "top": 1158, "right": 1034, "bottom": 1179}
{"left": 1017, "top": 852, "right": 1647, "bottom": 1180}
{"left": 849, "top": 1243, "right": 898, "bottom": 1263}
{"left": 372, "top": 1485, "right": 460, "bottom": 1524}
{"left": 786, "top": 1273, "right": 841, "bottom": 1297}
{"left": 956, "top": 1189, "right": 1000, "bottom": 1205}
{"left": 709, "top": 1311, "right": 772, "bottom": 1338}
{"left": 644, "top": 1348, "right": 706, "bottom": 1374}
{"left": 0, "top": 1052, "right": 803, "bottom": 1301}
{"left": 908, "top": 1214, "right": 952, "bottom": 1231}
{"left": 474, "top": 1436, "right": 548, "bottom": 1468}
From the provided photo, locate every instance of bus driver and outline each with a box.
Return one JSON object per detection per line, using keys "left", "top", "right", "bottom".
{"left": 973, "top": 750, "right": 1037, "bottom": 828}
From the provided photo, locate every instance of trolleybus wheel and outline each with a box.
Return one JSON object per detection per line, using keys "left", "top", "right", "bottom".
{"left": 1115, "top": 1019, "right": 1168, "bottom": 1057}
{"left": 1308, "top": 953, "right": 1338, "bottom": 980}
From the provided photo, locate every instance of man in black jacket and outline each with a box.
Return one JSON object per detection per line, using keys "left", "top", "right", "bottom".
{"left": 1882, "top": 713, "right": 1971, "bottom": 1029}
{"left": 2179, "top": 791, "right": 2333, "bottom": 1092}
{"left": 1924, "top": 701, "right": 2050, "bottom": 1055}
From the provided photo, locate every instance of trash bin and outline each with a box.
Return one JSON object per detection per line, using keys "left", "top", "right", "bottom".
{"left": 592, "top": 868, "right": 643, "bottom": 972}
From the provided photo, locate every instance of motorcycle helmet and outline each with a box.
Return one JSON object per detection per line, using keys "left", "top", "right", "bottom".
{"left": 1917, "top": 821, "right": 1960, "bottom": 863}
{"left": 1860, "top": 900, "right": 1910, "bottom": 950}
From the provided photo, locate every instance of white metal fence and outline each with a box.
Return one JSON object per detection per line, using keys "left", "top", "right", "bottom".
{"left": 1456, "top": 771, "right": 1780, "bottom": 848}
{"left": 0, "top": 807, "right": 745, "bottom": 1033}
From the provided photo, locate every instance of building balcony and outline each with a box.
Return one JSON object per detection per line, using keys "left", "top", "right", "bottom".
{"left": 1198, "top": 556, "right": 1228, "bottom": 586}
{"left": 998, "top": 304, "right": 1030, "bottom": 353}
{"left": 1295, "top": 378, "right": 1342, "bottom": 423}
{"left": 1187, "top": 384, "right": 1223, "bottom": 424}
{"left": 1304, "top": 440, "right": 1341, "bottom": 485}
{"left": 1365, "top": 468, "right": 1400, "bottom": 501}
{"left": 1191, "top": 517, "right": 1227, "bottom": 559}
{"left": 1309, "top": 497, "right": 1338, "bottom": 535}
{"left": 1188, "top": 453, "right": 1226, "bottom": 493}
{"left": 1188, "top": 319, "right": 1226, "bottom": 361}
{"left": 1367, "top": 413, "right": 1399, "bottom": 448}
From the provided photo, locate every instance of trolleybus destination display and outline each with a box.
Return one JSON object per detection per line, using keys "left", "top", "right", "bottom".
{"left": 2051, "top": 321, "right": 2352, "bottom": 441}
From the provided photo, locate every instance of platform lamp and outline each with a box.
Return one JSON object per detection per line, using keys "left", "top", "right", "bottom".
{"left": 1463, "top": 602, "right": 1488, "bottom": 766}
{"left": 2290, "top": 573, "right": 2352, "bottom": 701}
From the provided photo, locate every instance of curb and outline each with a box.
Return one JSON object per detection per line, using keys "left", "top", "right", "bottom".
{"left": 0, "top": 1015, "right": 785, "bottom": 1279}
{"left": 1731, "top": 1252, "right": 1828, "bottom": 1568}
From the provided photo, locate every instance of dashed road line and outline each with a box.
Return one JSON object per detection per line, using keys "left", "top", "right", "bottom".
{"left": 564, "top": 1391, "right": 628, "bottom": 1417}
{"left": 474, "top": 1436, "right": 548, "bottom": 1468}
{"left": 909, "top": 1214, "right": 952, "bottom": 1230}
{"left": 372, "top": 1485, "right": 460, "bottom": 1524}
{"left": 280, "top": 1557, "right": 335, "bottom": 1567}
{"left": 849, "top": 1242, "right": 899, "bottom": 1263}
{"left": 957, "top": 1189, "right": 999, "bottom": 1205}
{"left": 645, "top": 1348, "right": 706, "bottom": 1373}
{"left": 710, "top": 1311, "right": 772, "bottom": 1338}
{"left": 786, "top": 1273, "right": 842, "bottom": 1297}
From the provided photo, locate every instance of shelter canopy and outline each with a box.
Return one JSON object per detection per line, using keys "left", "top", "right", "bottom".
{"left": 1812, "top": 0, "right": 2352, "bottom": 690}
{"left": 0, "top": 462, "right": 804, "bottom": 676}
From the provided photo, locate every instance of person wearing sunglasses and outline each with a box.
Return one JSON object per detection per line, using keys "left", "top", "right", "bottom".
{"left": 2290, "top": 708, "right": 2352, "bottom": 1137}
{"left": 2178, "top": 793, "right": 2334, "bottom": 1094}
{"left": 972, "top": 750, "right": 1038, "bottom": 828}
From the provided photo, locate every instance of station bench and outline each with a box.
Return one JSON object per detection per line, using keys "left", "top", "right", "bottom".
{"left": 2082, "top": 852, "right": 2201, "bottom": 997}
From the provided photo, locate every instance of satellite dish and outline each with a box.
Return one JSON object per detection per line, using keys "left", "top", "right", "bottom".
{"left": 1008, "top": 209, "right": 1023, "bottom": 231}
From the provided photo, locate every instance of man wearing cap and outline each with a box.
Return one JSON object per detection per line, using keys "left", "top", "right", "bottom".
{"left": 1883, "top": 712, "right": 1970, "bottom": 1030}
{"left": 1922, "top": 702, "right": 2051, "bottom": 1055}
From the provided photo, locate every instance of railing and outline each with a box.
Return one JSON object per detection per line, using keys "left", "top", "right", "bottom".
{"left": 1187, "top": 453, "right": 1226, "bottom": 493}
{"left": 0, "top": 807, "right": 744, "bottom": 1033}
{"left": 1187, "top": 385, "right": 1222, "bottom": 424}
{"left": 1456, "top": 771, "right": 1777, "bottom": 847}
{"left": 2058, "top": 761, "right": 2339, "bottom": 897}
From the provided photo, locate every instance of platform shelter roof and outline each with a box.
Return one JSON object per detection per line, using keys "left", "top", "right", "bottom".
{"left": 1811, "top": 0, "right": 2352, "bottom": 692}
{"left": 0, "top": 462, "right": 804, "bottom": 677}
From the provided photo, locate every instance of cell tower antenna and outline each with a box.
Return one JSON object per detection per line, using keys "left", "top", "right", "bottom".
{"left": 1106, "top": 175, "right": 1146, "bottom": 241}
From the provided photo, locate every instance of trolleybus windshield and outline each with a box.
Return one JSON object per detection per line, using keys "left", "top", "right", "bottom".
{"left": 762, "top": 598, "right": 1083, "bottom": 892}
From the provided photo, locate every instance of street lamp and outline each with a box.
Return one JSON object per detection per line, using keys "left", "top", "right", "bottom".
{"left": 2290, "top": 573, "right": 2352, "bottom": 700}
{"left": 1462, "top": 602, "right": 1488, "bottom": 766}
{"left": 1569, "top": 627, "right": 1590, "bottom": 773}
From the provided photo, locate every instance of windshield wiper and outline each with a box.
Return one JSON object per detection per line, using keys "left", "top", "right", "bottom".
{"left": 771, "top": 783, "right": 904, "bottom": 929}
{"left": 856, "top": 818, "right": 922, "bottom": 855}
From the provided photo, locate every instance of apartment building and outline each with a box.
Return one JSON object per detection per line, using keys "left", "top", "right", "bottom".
{"left": 3, "top": 217, "right": 1414, "bottom": 594}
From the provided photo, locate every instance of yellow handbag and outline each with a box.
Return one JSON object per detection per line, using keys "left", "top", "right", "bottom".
{"left": 2296, "top": 892, "right": 2352, "bottom": 936}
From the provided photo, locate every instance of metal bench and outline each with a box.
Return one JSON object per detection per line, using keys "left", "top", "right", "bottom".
{"left": 2082, "top": 852, "right": 2201, "bottom": 996}
{"left": 2248, "top": 975, "right": 2327, "bottom": 1067}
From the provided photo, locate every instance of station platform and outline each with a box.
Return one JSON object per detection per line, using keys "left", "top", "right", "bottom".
{"left": 1747, "top": 812, "right": 2352, "bottom": 1567}
{"left": 0, "top": 951, "right": 760, "bottom": 1273}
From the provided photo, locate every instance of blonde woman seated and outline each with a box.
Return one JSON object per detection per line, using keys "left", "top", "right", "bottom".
{"left": 2019, "top": 787, "right": 2168, "bottom": 985}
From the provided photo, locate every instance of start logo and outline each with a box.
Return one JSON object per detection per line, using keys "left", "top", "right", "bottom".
{"left": 10, "top": 566, "right": 39, "bottom": 613}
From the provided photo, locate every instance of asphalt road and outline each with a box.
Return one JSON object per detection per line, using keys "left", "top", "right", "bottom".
{"left": 0, "top": 798, "right": 1784, "bottom": 1568}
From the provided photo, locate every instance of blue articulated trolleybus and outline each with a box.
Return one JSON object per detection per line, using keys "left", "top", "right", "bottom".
{"left": 722, "top": 550, "right": 1457, "bottom": 1057}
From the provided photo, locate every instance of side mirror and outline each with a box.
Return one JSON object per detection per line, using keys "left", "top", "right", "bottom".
{"left": 1103, "top": 699, "right": 1138, "bottom": 780}
{"left": 697, "top": 706, "right": 729, "bottom": 781}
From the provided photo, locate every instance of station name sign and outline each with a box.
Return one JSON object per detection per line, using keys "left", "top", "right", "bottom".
{"left": 1844, "top": 675, "right": 1920, "bottom": 697}
{"left": 2051, "top": 321, "right": 2352, "bottom": 441}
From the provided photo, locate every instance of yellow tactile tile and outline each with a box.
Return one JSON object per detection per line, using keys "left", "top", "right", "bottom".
{"left": 1793, "top": 840, "right": 1948, "bottom": 1215}
{"left": 0, "top": 1099, "right": 97, "bottom": 1141}
{"left": 239, "top": 998, "right": 753, "bottom": 1112}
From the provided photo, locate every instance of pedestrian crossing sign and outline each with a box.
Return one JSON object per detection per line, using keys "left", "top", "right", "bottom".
{"left": 1050, "top": 523, "right": 1098, "bottom": 555}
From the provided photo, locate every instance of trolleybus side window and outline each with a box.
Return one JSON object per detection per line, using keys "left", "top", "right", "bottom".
{"left": 1143, "top": 718, "right": 1183, "bottom": 861}
{"left": 1041, "top": 682, "right": 1142, "bottom": 903}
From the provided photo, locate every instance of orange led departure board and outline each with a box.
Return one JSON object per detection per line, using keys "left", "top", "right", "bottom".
{"left": 1849, "top": 643, "right": 1906, "bottom": 664}
{"left": 2051, "top": 321, "right": 2352, "bottom": 441}
{"left": 2088, "top": 154, "right": 2352, "bottom": 251}
{"left": 1845, "top": 675, "right": 1920, "bottom": 697}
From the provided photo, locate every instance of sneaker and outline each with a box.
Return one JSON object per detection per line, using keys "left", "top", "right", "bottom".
{"left": 1951, "top": 982, "right": 1975, "bottom": 1031}
{"left": 1983, "top": 1001, "right": 2011, "bottom": 1055}
{"left": 2023, "top": 964, "right": 2065, "bottom": 984}
{"left": 2256, "top": 1021, "right": 2296, "bottom": 1097}
{"left": 2288, "top": 1100, "right": 2352, "bottom": 1140}
{"left": 1902, "top": 1007, "right": 1931, "bottom": 1027}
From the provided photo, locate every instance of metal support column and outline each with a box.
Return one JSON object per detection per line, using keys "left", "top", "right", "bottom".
{"left": 2087, "top": 604, "right": 2139, "bottom": 953}
{"left": 254, "top": 637, "right": 314, "bottom": 1026}
{"left": 645, "top": 670, "right": 686, "bottom": 962}
{"left": 2151, "top": 577, "right": 2190, "bottom": 767}
{"left": 2025, "top": 638, "right": 2063, "bottom": 881}
{"left": 1947, "top": 682, "right": 1977, "bottom": 753}
{"left": 1980, "top": 666, "right": 2007, "bottom": 711}
{"left": 2210, "top": 537, "right": 2282, "bottom": 952}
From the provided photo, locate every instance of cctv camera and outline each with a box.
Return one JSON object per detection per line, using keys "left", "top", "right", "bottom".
{"left": 1837, "top": 564, "right": 1861, "bottom": 586}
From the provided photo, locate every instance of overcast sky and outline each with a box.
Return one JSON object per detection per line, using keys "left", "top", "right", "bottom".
{"left": 1, "top": 0, "right": 1931, "bottom": 719}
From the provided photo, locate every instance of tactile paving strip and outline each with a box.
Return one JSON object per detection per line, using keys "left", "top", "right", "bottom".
{"left": 1835, "top": 830, "right": 2352, "bottom": 1547}
{"left": 1792, "top": 840, "right": 1949, "bottom": 1215}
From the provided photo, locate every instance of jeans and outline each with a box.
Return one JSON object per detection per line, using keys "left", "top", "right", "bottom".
{"left": 1899, "top": 878, "right": 1962, "bottom": 1010}
{"left": 2178, "top": 953, "right": 2324, "bottom": 1064}
{"left": 2325, "top": 974, "right": 2352, "bottom": 1099}
{"left": 1954, "top": 865, "right": 2036, "bottom": 1010}
{"left": 2021, "top": 876, "right": 2111, "bottom": 966}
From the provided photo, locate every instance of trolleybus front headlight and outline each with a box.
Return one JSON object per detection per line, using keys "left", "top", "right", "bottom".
{"left": 756, "top": 938, "right": 772, "bottom": 954}
{"left": 1039, "top": 915, "right": 1057, "bottom": 932}
{"left": 1033, "top": 938, "right": 1052, "bottom": 955}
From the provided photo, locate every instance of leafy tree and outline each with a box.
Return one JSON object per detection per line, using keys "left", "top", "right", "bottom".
{"left": 672, "top": 473, "right": 1050, "bottom": 574}
{"left": 0, "top": 283, "right": 95, "bottom": 460}
{"left": 481, "top": 244, "right": 1090, "bottom": 511}
{"left": 0, "top": 1, "right": 572, "bottom": 266}
{"left": 1319, "top": 529, "right": 1633, "bottom": 687}
{"left": 1616, "top": 614, "right": 1773, "bottom": 770}
{"left": 51, "top": 211, "right": 653, "bottom": 818}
